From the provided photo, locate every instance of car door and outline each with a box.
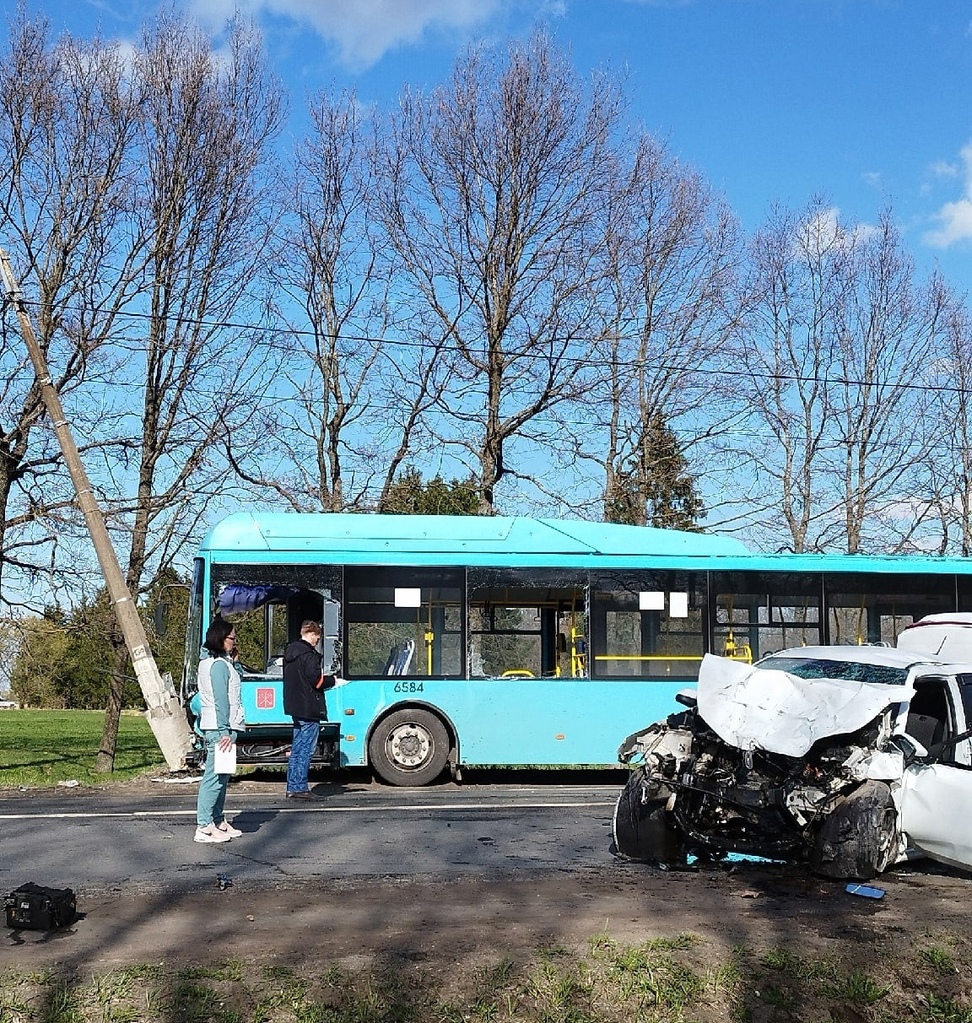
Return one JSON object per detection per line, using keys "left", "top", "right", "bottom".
{"left": 898, "top": 675, "right": 972, "bottom": 871}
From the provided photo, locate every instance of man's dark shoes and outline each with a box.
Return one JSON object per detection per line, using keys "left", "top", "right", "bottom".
{"left": 285, "top": 790, "right": 317, "bottom": 800}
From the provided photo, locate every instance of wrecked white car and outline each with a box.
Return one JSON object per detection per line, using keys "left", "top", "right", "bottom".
{"left": 614, "top": 646, "right": 972, "bottom": 880}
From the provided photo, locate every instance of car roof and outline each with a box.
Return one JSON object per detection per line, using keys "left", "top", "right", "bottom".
{"left": 760, "top": 645, "right": 941, "bottom": 670}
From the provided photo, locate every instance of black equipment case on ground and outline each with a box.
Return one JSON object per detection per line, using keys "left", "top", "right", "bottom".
{"left": 4, "top": 882, "right": 76, "bottom": 930}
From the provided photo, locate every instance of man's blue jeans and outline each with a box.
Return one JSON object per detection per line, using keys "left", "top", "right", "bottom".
{"left": 287, "top": 718, "right": 321, "bottom": 794}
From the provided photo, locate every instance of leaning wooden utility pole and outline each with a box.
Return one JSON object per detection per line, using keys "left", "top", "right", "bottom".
{"left": 0, "top": 248, "right": 193, "bottom": 771}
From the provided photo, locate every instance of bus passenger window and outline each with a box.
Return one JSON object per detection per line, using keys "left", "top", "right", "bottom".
{"left": 825, "top": 572, "right": 954, "bottom": 646}
{"left": 590, "top": 571, "right": 704, "bottom": 679}
{"left": 467, "top": 568, "right": 587, "bottom": 679}
{"left": 345, "top": 567, "right": 463, "bottom": 678}
{"left": 711, "top": 571, "right": 820, "bottom": 661}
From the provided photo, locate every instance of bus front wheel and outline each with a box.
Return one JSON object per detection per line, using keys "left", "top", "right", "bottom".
{"left": 368, "top": 708, "right": 451, "bottom": 786}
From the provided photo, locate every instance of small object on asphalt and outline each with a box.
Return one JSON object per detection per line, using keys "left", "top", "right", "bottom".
{"left": 845, "top": 883, "right": 884, "bottom": 899}
{"left": 216, "top": 874, "right": 233, "bottom": 891}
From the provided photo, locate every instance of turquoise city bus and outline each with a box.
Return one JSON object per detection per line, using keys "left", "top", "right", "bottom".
{"left": 182, "top": 512, "right": 972, "bottom": 785}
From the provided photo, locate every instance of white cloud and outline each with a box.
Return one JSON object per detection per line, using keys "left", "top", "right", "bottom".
{"left": 924, "top": 143, "right": 972, "bottom": 248}
{"left": 861, "top": 170, "right": 882, "bottom": 190}
{"left": 798, "top": 206, "right": 877, "bottom": 257}
{"left": 929, "top": 159, "right": 960, "bottom": 179}
{"left": 188, "top": 0, "right": 501, "bottom": 70}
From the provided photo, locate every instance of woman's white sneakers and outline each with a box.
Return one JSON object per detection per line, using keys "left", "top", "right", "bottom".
{"left": 194, "top": 824, "right": 233, "bottom": 843}
{"left": 216, "top": 821, "right": 243, "bottom": 838}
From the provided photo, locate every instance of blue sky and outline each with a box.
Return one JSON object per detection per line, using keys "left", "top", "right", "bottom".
{"left": 26, "top": 0, "right": 972, "bottom": 294}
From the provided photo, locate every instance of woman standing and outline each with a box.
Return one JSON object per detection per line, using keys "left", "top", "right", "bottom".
{"left": 194, "top": 617, "right": 245, "bottom": 843}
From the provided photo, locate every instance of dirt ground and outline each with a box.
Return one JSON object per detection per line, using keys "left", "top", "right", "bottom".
{"left": 6, "top": 772, "right": 972, "bottom": 1022}
{"left": 5, "top": 854, "right": 972, "bottom": 979}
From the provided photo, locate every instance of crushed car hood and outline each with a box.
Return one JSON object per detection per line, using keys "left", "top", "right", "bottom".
{"left": 696, "top": 654, "right": 914, "bottom": 757}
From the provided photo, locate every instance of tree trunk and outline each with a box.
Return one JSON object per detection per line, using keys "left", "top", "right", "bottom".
{"left": 95, "top": 631, "right": 129, "bottom": 773}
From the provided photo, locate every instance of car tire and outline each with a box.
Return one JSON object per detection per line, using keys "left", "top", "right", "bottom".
{"left": 809, "top": 780, "right": 899, "bottom": 880}
{"left": 613, "top": 767, "right": 686, "bottom": 866}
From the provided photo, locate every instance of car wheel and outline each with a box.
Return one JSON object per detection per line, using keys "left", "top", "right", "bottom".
{"left": 809, "top": 780, "right": 899, "bottom": 880}
{"left": 613, "top": 767, "right": 686, "bottom": 866}
{"left": 368, "top": 708, "right": 451, "bottom": 787}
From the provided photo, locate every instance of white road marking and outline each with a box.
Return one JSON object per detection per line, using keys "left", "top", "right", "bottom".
{"left": 0, "top": 800, "right": 614, "bottom": 821}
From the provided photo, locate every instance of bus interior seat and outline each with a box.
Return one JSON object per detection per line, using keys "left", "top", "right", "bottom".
{"left": 384, "top": 640, "right": 415, "bottom": 676}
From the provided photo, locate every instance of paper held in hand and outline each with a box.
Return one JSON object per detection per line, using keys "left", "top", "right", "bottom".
{"left": 213, "top": 742, "right": 237, "bottom": 775}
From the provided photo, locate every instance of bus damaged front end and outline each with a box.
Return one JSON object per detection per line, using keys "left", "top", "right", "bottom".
{"left": 179, "top": 558, "right": 344, "bottom": 769}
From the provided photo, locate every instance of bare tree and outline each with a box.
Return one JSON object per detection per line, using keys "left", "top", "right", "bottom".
{"left": 375, "top": 31, "right": 624, "bottom": 514}
{"left": 594, "top": 133, "right": 740, "bottom": 527}
{"left": 0, "top": 14, "right": 143, "bottom": 611}
{"left": 93, "top": 13, "right": 285, "bottom": 770}
{"left": 829, "top": 214, "right": 947, "bottom": 552}
{"left": 921, "top": 296, "right": 972, "bottom": 555}
{"left": 239, "top": 90, "right": 450, "bottom": 511}
{"left": 734, "top": 200, "right": 944, "bottom": 553}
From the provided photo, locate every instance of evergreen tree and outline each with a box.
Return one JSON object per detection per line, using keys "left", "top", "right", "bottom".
{"left": 378, "top": 468, "right": 482, "bottom": 516}
{"left": 605, "top": 414, "right": 704, "bottom": 530}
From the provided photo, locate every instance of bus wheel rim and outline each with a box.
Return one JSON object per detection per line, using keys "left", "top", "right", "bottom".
{"left": 386, "top": 723, "right": 432, "bottom": 769}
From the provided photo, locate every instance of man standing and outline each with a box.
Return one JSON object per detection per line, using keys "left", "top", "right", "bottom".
{"left": 282, "top": 619, "right": 336, "bottom": 799}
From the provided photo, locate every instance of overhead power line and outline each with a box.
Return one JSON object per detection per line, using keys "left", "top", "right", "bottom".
{"left": 4, "top": 293, "right": 969, "bottom": 398}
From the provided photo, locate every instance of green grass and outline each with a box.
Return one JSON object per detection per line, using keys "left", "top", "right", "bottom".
{"left": 0, "top": 709, "right": 165, "bottom": 787}
{"left": 3, "top": 935, "right": 972, "bottom": 1023}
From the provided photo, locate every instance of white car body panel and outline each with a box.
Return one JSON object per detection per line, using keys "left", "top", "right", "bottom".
{"left": 696, "top": 653, "right": 914, "bottom": 758}
{"left": 898, "top": 612, "right": 972, "bottom": 661}
{"left": 900, "top": 762, "right": 972, "bottom": 872}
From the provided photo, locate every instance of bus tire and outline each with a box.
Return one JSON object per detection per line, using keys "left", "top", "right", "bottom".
{"left": 368, "top": 708, "right": 451, "bottom": 787}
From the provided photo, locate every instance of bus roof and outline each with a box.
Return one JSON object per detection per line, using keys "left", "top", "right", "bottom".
{"left": 200, "top": 512, "right": 749, "bottom": 558}
{"left": 198, "top": 512, "right": 972, "bottom": 574}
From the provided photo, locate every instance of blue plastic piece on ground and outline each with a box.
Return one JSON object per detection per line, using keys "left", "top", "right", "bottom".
{"left": 845, "top": 883, "right": 885, "bottom": 899}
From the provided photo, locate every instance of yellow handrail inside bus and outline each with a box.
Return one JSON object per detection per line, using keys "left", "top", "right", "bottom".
{"left": 722, "top": 632, "right": 753, "bottom": 663}
{"left": 593, "top": 649, "right": 753, "bottom": 665}
{"left": 570, "top": 615, "right": 586, "bottom": 678}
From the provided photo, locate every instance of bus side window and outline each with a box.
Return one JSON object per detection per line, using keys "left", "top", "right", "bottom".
{"left": 590, "top": 571, "right": 703, "bottom": 679}
{"left": 345, "top": 567, "right": 462, "bottom": 677}
{"left": 467, "top": 568, "right": 587, "bottom": 679}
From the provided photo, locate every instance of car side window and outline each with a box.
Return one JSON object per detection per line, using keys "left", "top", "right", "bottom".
{"left": 906, "top": 677, "right": 954, "bottom": 761}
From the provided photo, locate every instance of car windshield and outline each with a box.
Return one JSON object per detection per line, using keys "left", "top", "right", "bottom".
{"left": 757, "top": 655, "right": 909, "bottom": 687}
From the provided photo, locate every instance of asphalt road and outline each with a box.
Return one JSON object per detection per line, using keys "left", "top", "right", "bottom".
{"left": 0, "top": 771, "right": 627, "bottom": 897}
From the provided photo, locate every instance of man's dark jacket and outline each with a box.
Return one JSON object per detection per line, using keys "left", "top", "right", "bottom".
{"left": 282, "top": 639, "right": 335, "bottom": 721}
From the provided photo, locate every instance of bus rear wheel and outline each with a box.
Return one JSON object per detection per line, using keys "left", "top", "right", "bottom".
{"left": 368, "top": 708, "right": 450, "bottom": 786}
